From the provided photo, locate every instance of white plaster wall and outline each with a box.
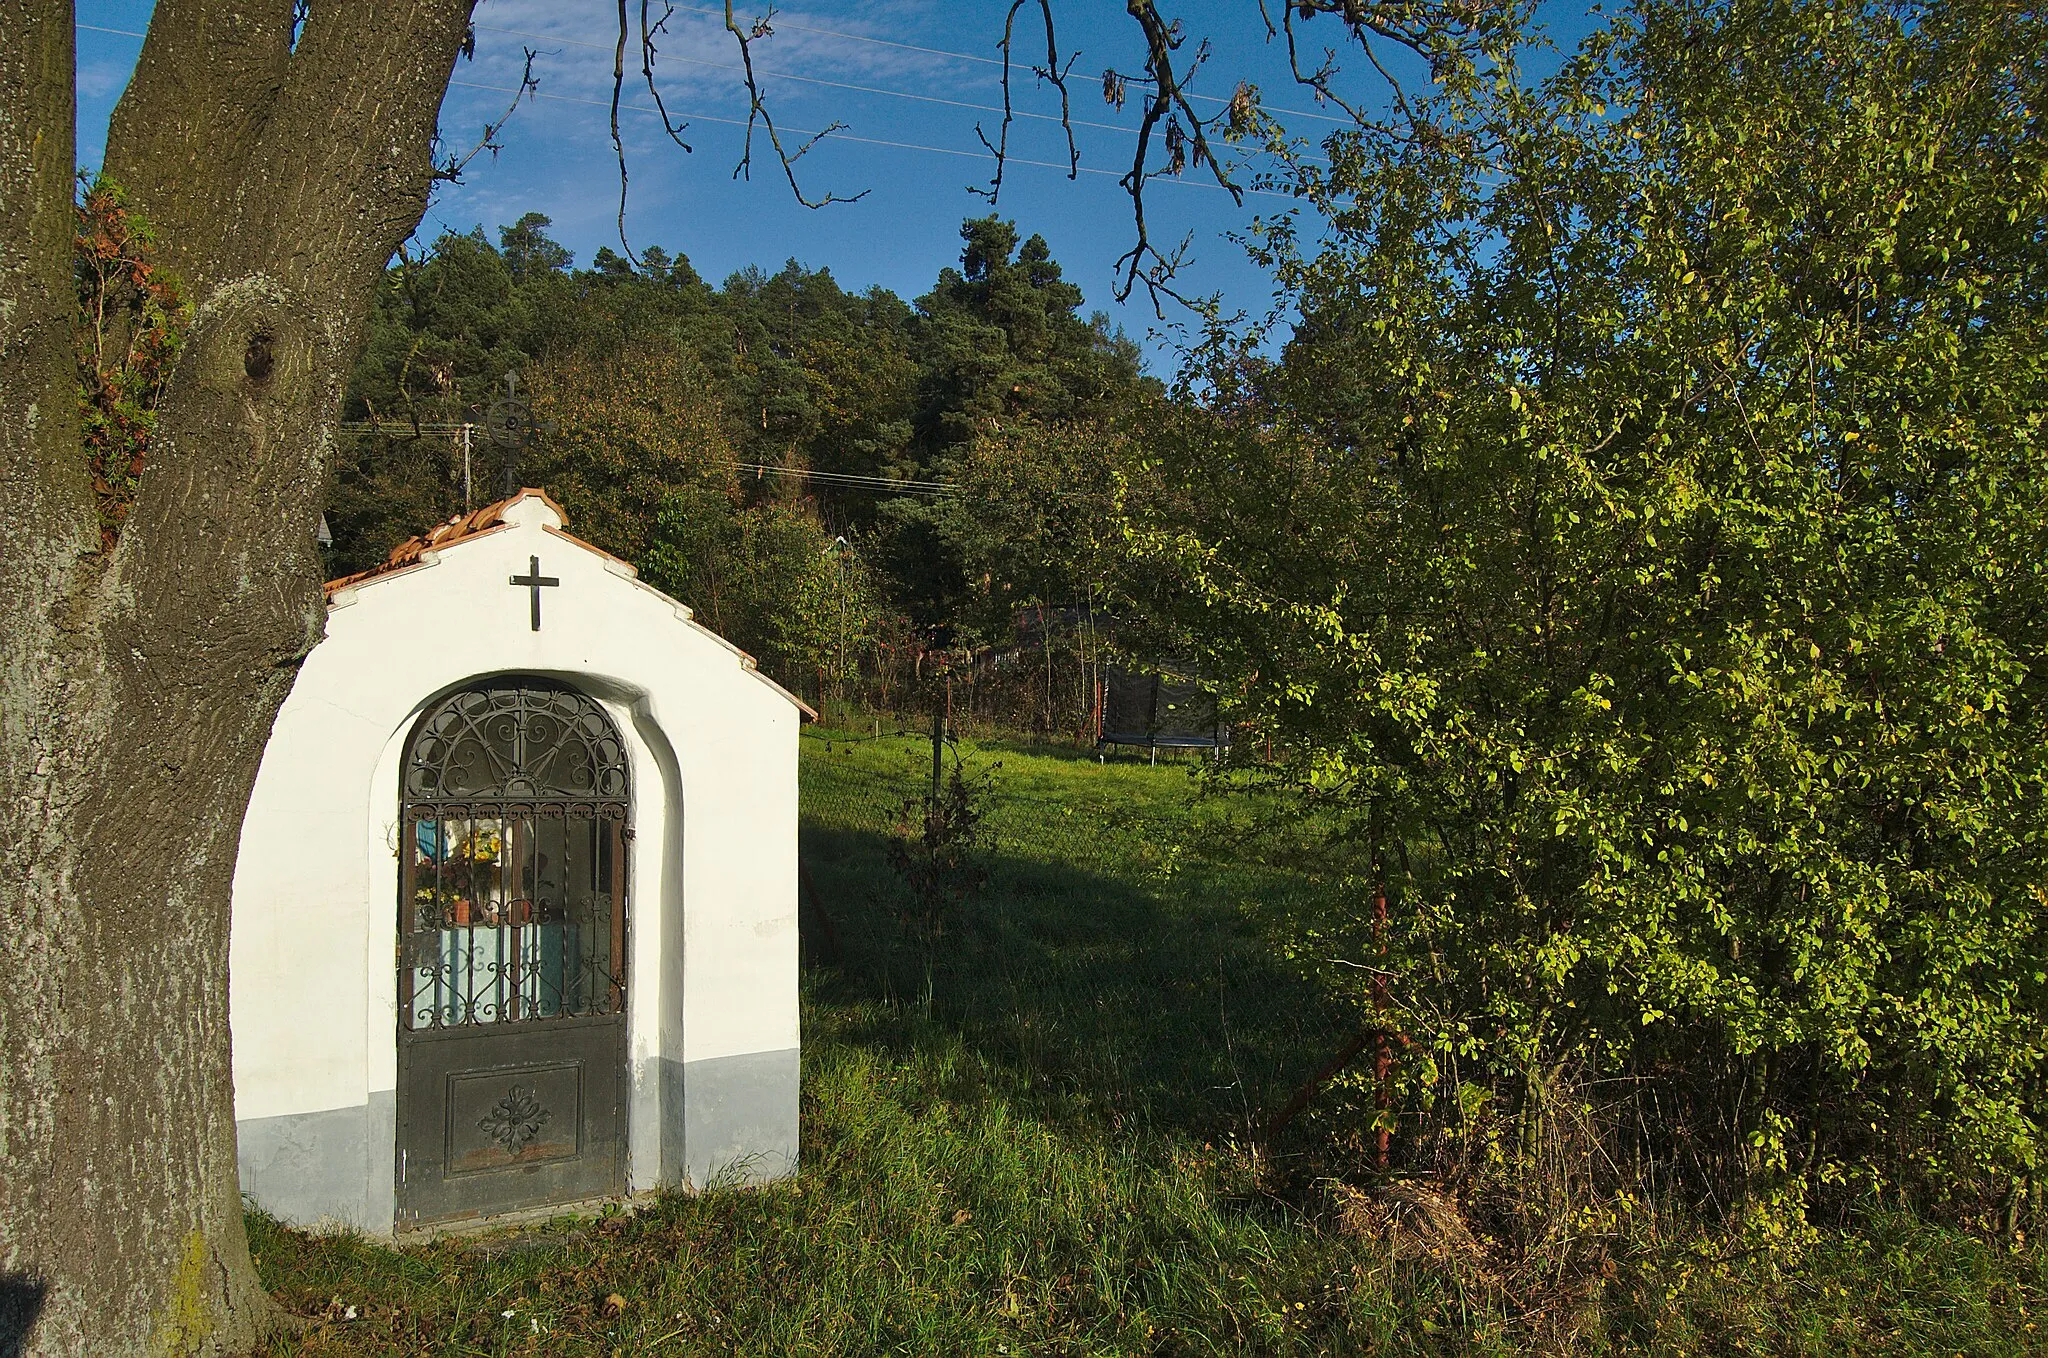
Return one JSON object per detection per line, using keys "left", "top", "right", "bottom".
{"left": 229, "top": 494, "right": 802, "bottom": 1207}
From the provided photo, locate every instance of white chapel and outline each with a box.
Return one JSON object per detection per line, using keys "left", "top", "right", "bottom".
{"left": 228, "top": 489, "right": 809, "bottom": 1234}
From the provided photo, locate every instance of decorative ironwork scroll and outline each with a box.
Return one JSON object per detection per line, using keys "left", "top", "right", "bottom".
{"left": 400, "top": 679, "right": 629, "bottom": 1030}
{"left": 405, "top": 682, "right": 628, "bottom": 804}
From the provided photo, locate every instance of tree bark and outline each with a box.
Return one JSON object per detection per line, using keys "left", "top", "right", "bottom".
{"left": 0, "top": 3, "right": 473, "bottom": 1353}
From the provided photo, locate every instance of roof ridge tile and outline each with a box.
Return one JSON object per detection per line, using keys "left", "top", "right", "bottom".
{"left": 322, "top": 488, "right": 567, "bottom": 596}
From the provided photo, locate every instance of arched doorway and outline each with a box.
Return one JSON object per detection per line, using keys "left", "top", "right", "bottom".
{"left": 395, "top": 678, "right": 630, "bottom": 1229}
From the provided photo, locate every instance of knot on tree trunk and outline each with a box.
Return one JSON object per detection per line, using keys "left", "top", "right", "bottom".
{"left": 184, "top": 275, "right": 322, "bottom": 403}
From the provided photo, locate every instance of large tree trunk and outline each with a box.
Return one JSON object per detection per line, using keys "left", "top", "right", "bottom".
{"left": 0, "top": 4, "right": 472, "bottom": 1353}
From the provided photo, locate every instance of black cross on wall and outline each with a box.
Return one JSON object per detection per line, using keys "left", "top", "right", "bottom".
{"left": 509, "top": 555, "right": 559, "bottom": 631}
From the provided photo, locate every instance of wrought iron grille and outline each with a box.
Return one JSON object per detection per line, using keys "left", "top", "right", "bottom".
{"left": 404, "top": 682, "right": 628, "bottom": 804}
{"left": 400, "top": 681, "right": 629, "bottom": 1030}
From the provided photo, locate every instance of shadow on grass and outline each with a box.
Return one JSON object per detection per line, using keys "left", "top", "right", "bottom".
{"left": 800, "top": 818, "right": 1355, "bottom": 1149}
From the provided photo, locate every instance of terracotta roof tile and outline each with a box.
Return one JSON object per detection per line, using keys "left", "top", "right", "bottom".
{"left": 323, "top": 488, "right": 569, "bottom": 597}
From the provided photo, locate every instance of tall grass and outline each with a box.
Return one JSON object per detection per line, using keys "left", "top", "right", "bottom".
{"left": 250, "top": 726, "right": 2046, "bottom": 1355}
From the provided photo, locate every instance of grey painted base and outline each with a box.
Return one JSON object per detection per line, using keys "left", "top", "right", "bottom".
{"left": 237, "top": 1091, "right": 394, "bottom": 1234}
{"left": 238, "top": 1047, "right": 797, "bottom": 1234}
{"left": 677, "top": 1047, "right": 800, "bottom": 1188}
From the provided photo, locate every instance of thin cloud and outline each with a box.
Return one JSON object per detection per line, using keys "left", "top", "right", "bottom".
{"left": 77, "top": 59, "right": 131, "bottom": 101}
{"left": 466, "top": 0, "right": 968, "bottom": 108}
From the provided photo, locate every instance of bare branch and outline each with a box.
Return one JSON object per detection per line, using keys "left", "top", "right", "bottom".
{"left": 972, "top": 0, "right": 1080, "bottom": 204}
{"left": 434, "top": 46, "right": 537, "bottom": 183}
{"left": 1110, "top": 0, "right": 1246, "bottom": 314}
{"left": 607, "top": 2, "right": 698, "bottom": 267}
{"left": 639, "top": 2, "right": 696, "bottom": 151}
{"left": 1087, "top": 0, "right": 1516, "bottom": 315}
{"left": 724, "top": 3, "right": 868, "bottom": 208}
{"left": 1279, "top": 0, "right": 1524, "bottom": 136}
{"left": 612, "top": 0, "right": 633, "bottom": 255}
{"left": 1281, "top": 0, "right": 1371, "bottom": 125}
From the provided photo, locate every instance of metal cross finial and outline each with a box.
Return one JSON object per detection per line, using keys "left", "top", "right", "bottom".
{"left": 486, "top": 370, "right": 534, "bottom": 498}
{"left": 509, "top": 555, "right": 559, "bottom": 631}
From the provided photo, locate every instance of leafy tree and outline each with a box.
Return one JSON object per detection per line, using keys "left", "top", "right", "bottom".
{"left": 328, "top": 227, "right": 546, "bottom": 568}
{"left": 328, "top": 218, "right": 728, "bottom": 572}
{"left": 882, "top": 219, "right": 1151, "bottom": 634}
{"left": 641, "top": 487, "right": 885, "bottom": 701}
{"left": 911, "top": 216, "right": 1144, "bottom": 454}
{"left": 713, "top": 260, "right": 918, "bottom": 497}
{"left": 498, "top": 209, "right": 573, "bottom": 281}
{"left": 523, "top": 338, "right": 734, "bottom": 561}
{"left": 331, "top": 217, "right": 1147, "bottom": 647}
{"left": 1129, "top": 0, "right": 2048, "bottom": 1205}
{"left": 587, "top": 245, "right": 636, "bottom": 279}
{"left": 926, "top": 420, "right": 1125, "bottom": 641}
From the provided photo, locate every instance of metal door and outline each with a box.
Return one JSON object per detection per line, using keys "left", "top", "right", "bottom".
{"left": 395, "top": 680, "right": 630, "bottom": 1230}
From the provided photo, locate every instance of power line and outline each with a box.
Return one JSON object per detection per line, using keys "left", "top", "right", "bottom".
{"left": 337, "top": 422, "right": 959, "bottom": 497}
{"left": 82, "top": 11, "right": 1361, "bottom": 128}
{"left": 74, "top": 19, "right": 1327, "bottom": 181}
{"left": 665, "top": 4, "right": 1018, "bottom": 72}
{"left": 640, "top": 4, "right": 1354, "bottom": 125}
{"left": 474, "top": 22, "right": 1138, "bottom": 139}
{"left": 446, "top": 77, "right": 1305, "bottom": 202}
{"left": 472, "top": 22, "right": 1327, "bottom": 168}
{"left": 739, "top": 463, "right": 957, "bottom": 496}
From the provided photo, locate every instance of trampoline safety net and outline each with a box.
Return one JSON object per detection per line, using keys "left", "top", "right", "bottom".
{"left": 1097, "top": 669, "right": 1228, "bottom": 750}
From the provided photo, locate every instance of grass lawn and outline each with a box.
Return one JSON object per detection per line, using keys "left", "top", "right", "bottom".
{"left": 251, "top": 726, "right": 2047, "bottom": 1355}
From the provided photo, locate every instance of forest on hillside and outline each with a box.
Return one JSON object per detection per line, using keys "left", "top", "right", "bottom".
{"left": 331, "top": 213, "right": 1147, "bottom": 728}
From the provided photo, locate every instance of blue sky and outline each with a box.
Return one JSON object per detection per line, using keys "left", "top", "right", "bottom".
{"left": 76, "top": 2, "right": 1599, "bottom": 374}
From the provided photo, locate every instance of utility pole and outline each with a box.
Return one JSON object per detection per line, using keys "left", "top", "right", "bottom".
{"left": 835, "top": 538, "right": 848, "bottom": 707}
{"left": 822, "top": 535, "right": 850, "bottom": 716}
{"left": 929, "top": 658, "right": 951, "bottom": 805}
{"left": 459, "top": 422, "right": 474, "bottom": 512}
